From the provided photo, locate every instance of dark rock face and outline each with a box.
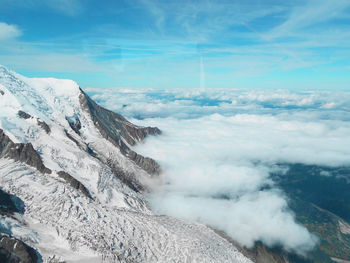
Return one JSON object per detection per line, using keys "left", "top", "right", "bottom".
{"left": 79, "top": 88, "right": 161, "bottom": 176}
{"left": 18, "top": 110, "right": 32, "bottom": 120}
{"left": 0, "top": 90, "right": 4, "bottom": 95}
{"left": 0, "top": 129, "right": 51, "bottom": 174}
{"left": 79, "top": 89, "right": 160, "bottom": 146}
{"left": 17, "top": 111, "right": 51, "bottom": 134}
{"left": 37, "top": 120, "right": 50, "bottom": 134}
{"left": 213, "top": 230, "right": 289, "bottom": 263}
{"left": 64, "top": 130, "right": 96, "bottom": 158}
{"left": 0, "top": 188, "right": 25, "bottom": 215}
{"left": 107, "top": 159, "right": 145, "bottom": 193}
{"left": 127, "top": 151, "right": 160, "bottom": 175}
{"left": 64, "top": 129, "right": 80, "bottom": 147}
{"left": 66, "top": 115, "right": 82, "bottom": 135}
{"left": 214, "top": 229, "right": 321, "bottom": 263}
{"left": 0, "top": 235, "right": 42, "bottom": 263}
{"left": 57, "top": 171, "right": 92, "bottom": 199}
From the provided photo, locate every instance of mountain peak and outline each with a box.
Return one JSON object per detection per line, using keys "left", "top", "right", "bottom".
{"left": 0, "top": 67, "right": 252, "bottom": 263}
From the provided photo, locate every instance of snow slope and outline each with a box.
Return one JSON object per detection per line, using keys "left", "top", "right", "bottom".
{"left": 0, "top": 65, "right": 252, "bottom": 263}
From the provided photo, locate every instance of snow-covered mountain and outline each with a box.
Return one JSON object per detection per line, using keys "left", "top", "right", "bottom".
{"left": 0, "top": 65, "right": 253, "bottom": 263}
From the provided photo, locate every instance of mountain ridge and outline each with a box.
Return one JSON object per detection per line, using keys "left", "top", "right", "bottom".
{"left": 0, "top": 65, "right": 252, "bottom": 263}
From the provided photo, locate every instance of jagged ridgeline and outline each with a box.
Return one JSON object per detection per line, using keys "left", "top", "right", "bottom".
{"left": 0, "top": 65, "right": 254, "bottom": 262}
{"left": 78, "top": 88, "right": 162, "bottom": 177}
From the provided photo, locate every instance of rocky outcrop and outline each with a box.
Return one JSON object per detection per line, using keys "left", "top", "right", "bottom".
{"left": 64, "top": 129, "right": 96, "bottom": 158}
{"left": 127, "top": 151, "right": 160, "bottom": 175}
{"left": 18, "top": 110, "right": 32, "bottom": 119}
{"left": 17, "top": 111, "right": 50, "bottom": 134}
{"left": 37, "top": 120, "right": 50, "bottom": 134}
{"left": 107, "top": 159, "right": 145, "bottom": 192}
{"left": 79, "top": 89, "right": 160, "bottom": 146}
{"left": 57, "top": 171, "right": 92, "bottom": 199}
{"left": 0, "top": 90, "right": 4, "bottom": 95}
{"left": 213, "top": 229, "right": 318, "bottom": 263}
{"left": 0, "top": 188, "right": 25, "bottom": 215}
{"left": 0, "top": 235, "right": 42, "bottom": 263}
{"left": 79, "top": 88, "right": 161, "bottom": 175}
{"left": 64, "top": 129, "right": 80, "bottom": 146}
{"left": 66, "top": 115, "right": 81, "bottom": 135}
{"left": 0, "top": 129, "right": 51, "bottom": 174}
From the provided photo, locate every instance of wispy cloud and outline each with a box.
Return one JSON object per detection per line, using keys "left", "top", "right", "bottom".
{"left": 0, "top": 0, "right": 349, "bottom": 89}
{"left": 136, "top": 0, "right": 285, "bottom": 42}
{"left": 266, "top": 0, "right": 350, "bottom": 40}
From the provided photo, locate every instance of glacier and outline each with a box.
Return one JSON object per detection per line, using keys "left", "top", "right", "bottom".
{"left": 0, "top": 65, "right": 253, "bottom": 263}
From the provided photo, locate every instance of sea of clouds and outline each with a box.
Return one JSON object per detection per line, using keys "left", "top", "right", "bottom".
{"left": 89, "top": 88, "right": 350, "bottom": 254}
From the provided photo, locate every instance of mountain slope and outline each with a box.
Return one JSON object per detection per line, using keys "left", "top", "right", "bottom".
{"left": 0, "top": 65, "right": 252, "bottom": 262}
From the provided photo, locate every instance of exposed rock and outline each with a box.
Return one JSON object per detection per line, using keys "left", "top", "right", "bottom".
{"left": 107, "top": 159, "right": 144, "bottom": 193}
{"left": 0, "top": 90, "right": 4, "bottom": 95}
{"left": 64, "top": 130, "right": 96, "bottom": 158}
{"left": 79, "top": 88, "right": 161, "bottom": 175}
{"left": 127, "top": 151, "right": 160, "bottom": 175}
{"left": 0, "top": 188, "right": 25, "bottom": 215}
{"left": 64, "top": 129, "right": 79, "bottom": 147}
{"left": 65, "top": 115, "right": 81, "bottom": 135}
{"left": 0, "top": 235, "right": 42, "bottom": 263}
{"left": 245, "top": 244, "right": 291, "bottom": 263}
{"left": 57, "top": 171, "right": 92, "bottom": 199}
{"left": 212, "top": 229, "right": 287, "bottom": 263}
{"left": 18, "top": 110, "right": 32, "bottom": 119}
{"left": 213, "top": 229, "right": 319, "bottom": 263}
{"left": 17, "top": 110, "right": 50, "bottom": 134}
{"left": 37, "top": 119, "right": 50, "bottom": 134}
{"left": 0, "top": 129, "right": 51, "bottom": 174}
{"left": 79, "top": 88, "right": 160, "bottom": 146}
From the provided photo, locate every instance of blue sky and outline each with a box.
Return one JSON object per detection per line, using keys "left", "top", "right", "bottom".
{"left": 0, "top": 0, "right": 350, "bottom": 90}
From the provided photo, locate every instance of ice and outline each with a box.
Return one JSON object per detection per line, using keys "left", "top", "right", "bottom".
{"left": 0, "top": 65, "right": 252, "bottom": 262}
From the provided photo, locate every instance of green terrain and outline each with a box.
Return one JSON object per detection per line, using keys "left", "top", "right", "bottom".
{"left": 271, "top": 164, "right": 350, "bottom": 262}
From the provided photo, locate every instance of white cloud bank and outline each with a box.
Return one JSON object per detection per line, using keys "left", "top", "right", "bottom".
{"left": 92, "top": 88, "right": 350, "bottom": 254}
{"left": 0, "top": 22, "right": 21, "bottom": 41}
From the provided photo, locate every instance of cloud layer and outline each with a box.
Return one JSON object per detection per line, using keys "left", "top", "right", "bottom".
{"left": 91, "top": 88, "right": 350, "bottom": 254}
